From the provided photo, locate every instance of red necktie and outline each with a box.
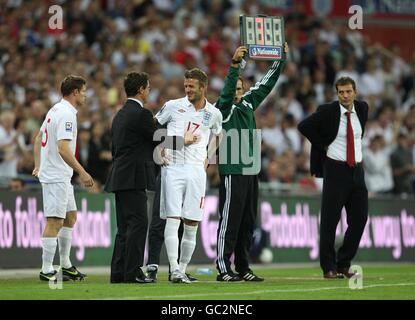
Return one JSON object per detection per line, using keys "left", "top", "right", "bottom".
{"left": 346, "top": 112, "right": 355, "bottom": 167}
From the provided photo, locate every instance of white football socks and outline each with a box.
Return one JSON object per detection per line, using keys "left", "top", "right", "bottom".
{"left": 58, "top": 227, "right": 73, "bottom": 269}
{"left": 164, "top": 218, "right": 181, "bottom": 272}
{"left": 41, "top": 237, "right": 57, "bottom": 274}
{"left": 179, "top": 224, "right": 198, "bottom": 274}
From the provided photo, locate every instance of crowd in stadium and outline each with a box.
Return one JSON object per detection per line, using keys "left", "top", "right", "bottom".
{"left": 1, "top": 0, "right": 415, "bottom": 196}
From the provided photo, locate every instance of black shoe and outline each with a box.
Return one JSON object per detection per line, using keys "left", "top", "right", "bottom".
{"left": 337, "top": 267, "right": 359, "bottom": 279}
{"left": 110, "top": 274, "right": 124, "bottom": 283}
{"left": 216, "top": 272, "right": 243, "bottom": 282}
{"left": 185, "top": 273, "right": 198, "bottom": 282}
{"left": 125, "top": 268, "right": 154, "bottom": 283}
{"left": 146, "top": 265, "right": 158, "bottom": 282}
{"left": 239, "top": 270, "right": 264, "bottom": 282}
{"left": 323, "top": 270, "right": 344, "bottom": 279}
{"left": 62, "top": 266, "right": 87, "bottom": 281}
{"left": 39, "top": 270, "right": 70, "bottom": 282}
{"left": 124, "top": 276, "right": 154, "bottom": 283}
{"left": 110, "top": 279, "right": 124, "bottom": 283}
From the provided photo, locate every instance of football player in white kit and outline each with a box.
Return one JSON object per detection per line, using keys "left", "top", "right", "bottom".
{"left": 33, "top": 75, "right": 94, "bottom": 282}
{"left": 155, "top": 68, "right": 222, "bottom": 283}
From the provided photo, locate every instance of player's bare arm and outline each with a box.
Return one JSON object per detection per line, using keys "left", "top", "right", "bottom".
{"left": 206, "top": 132, "right": 223, "bottom": 170}
{"left": 58, "top": 139, "right": 94, "bottom": 187}
{"left": 32, "top": 131, "right": 42, "bottom": 177}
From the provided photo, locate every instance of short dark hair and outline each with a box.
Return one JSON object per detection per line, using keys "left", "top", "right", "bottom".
{"left": 184, "top": 68, "right": 208, "bottom": 88}
{"left": 60, "top": 75, "right": 86, "bottom": 96}
{"left": 335, "top": 77, "right": 356, "bottom": 91}
{"left": 124, "top": 72, "right": 149, "bottom": 97}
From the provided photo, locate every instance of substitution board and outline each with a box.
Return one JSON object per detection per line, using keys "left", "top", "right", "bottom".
{"left": 240, "top": 15, "right": 285, "bottom": 60}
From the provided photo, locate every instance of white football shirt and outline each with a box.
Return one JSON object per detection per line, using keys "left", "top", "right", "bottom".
{"left": 156, "top": 96, "right": 222, "bottom": 165}
{"left": 39, "top": 98, "right": 78, "bottom": 183}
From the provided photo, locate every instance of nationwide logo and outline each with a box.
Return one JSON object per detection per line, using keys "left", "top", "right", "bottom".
{"left": 249, "top": 45, "right": 282, "bottom": 59}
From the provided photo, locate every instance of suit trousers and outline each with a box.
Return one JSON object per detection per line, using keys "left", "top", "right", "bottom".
{"left": 111, "top": 189, "right": 148, "bottom": 282}
{"left": 147, "top": 175, "right": 164, "bottom": 266}
{"left": 320, "top": 158, "right": 368, "bottom": 273}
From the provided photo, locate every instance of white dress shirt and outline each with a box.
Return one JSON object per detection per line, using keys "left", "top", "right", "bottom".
{"left": 327, "top": 104, "right": 363, "bottom": 163}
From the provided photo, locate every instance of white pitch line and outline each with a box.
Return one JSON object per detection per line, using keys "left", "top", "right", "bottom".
{"left": 100, "top": 282, "right": 415, "bottom": 300}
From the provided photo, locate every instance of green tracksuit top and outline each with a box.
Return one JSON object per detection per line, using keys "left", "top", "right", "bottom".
{"left": 215, "top": 60, "right": 285, "bottom": 175}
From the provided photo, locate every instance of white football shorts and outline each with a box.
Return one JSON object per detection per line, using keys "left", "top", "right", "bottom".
{"left": 42, "top": 181, "right": 77, "bottom": 218}
{"left": 160, "top": 164, "right": 206, "bottom": 221}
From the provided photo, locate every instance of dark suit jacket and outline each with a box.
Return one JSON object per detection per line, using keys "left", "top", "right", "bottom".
{"left": 297, "top": 100, "right": 368, "bottom": 178}
{"left": 105, "top": 99, "right": 158, "bottom": 192}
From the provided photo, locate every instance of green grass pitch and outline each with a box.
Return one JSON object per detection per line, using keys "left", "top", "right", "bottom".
{"left": 1, "top": 264, "right": 414, "bottom": 300}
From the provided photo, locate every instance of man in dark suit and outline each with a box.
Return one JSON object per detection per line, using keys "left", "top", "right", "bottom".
{"left": 105, "top": 72, "right": 156, "bottom": 283}
{"left": 298, "top": 77, "right": 368, "bottom": 279}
